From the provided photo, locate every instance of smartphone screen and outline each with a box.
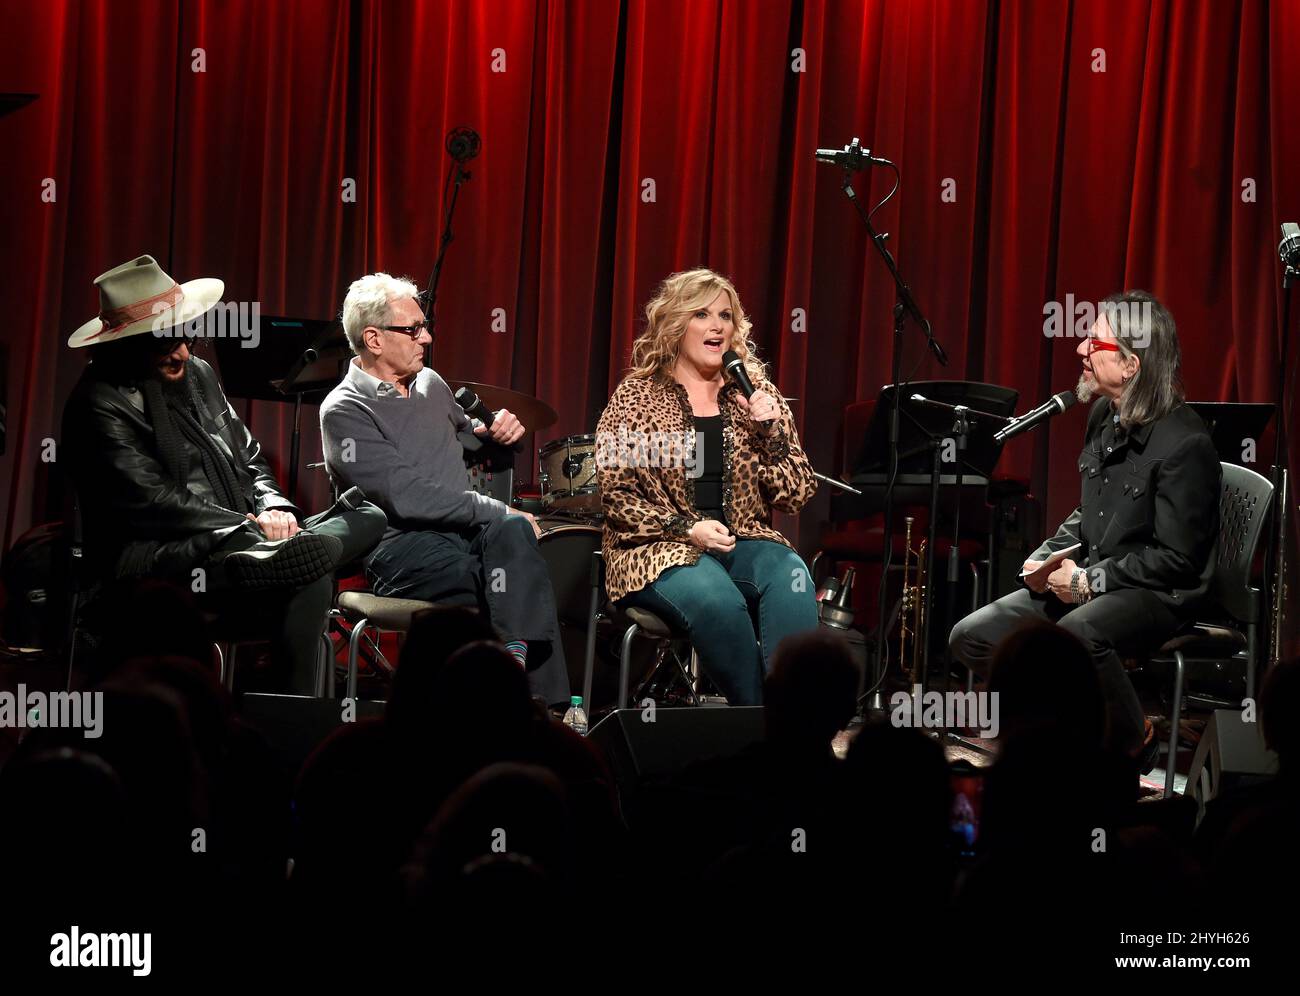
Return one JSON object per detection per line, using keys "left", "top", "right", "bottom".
{"left": 949, "top": 760, "right": 984, "bottom": 857}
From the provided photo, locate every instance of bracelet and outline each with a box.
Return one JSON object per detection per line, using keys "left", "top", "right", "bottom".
{"left": 1071, "top": 568, "right": 1091, "bottom": 604}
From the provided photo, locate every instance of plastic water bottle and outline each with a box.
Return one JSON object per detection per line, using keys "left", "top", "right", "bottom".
{"left": 562, "top": 695, "right": 588, "bottom": 736}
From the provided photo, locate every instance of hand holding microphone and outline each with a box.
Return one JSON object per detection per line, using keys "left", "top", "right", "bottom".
{"left": 736, "top": 390, "right": 779, "bottom": 425}
{"left": 722, "top": 350, "right": 779, "bottom": 428}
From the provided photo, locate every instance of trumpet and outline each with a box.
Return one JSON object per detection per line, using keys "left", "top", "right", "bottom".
{"left": 895, "top": 515, "right": 928, "bottom": 684}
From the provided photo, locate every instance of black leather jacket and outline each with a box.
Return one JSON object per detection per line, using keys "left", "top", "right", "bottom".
{"left": 62, "top": 354, "right": 298, "bottom": 580}
{"left": 1031, "top": 398, "right": 1221, "bottom": 616}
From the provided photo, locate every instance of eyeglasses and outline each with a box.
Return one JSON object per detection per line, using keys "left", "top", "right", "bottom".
{"left": 377, "top": 320, "right": 433, "bottom": 341}
{"left": 1085, "top": 336, "right": 1121, "bottom": 355}
{"left": 146, "top": 332, "right": 196, "bottom": 355}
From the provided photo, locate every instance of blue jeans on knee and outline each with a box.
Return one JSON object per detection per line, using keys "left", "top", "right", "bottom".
{"left": 618, "top": 539, "right": 819, "bottom": 705}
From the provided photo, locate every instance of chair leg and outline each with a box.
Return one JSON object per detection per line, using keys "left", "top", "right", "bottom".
{"left": 582, "top": 564, "right": 601, "bottom": 714}
{"left": 1165, "top": 650, "right": 1186, "bottom": 799}
{"left": 218, "top": 642, "right": 235, "bottom": 693}
{"left": 65, "top": 587, "right": 85, "bottom": 692}
{"left": 1246, "top": 621, "right": 1257, "bottom": 703}
{"left": 666, "top": 643, "right": 700, "bottom": 706}
{"left": 315, "top": 632, "right": 332, "bottom": 698}
{"left": 347, "top": 618, "right": 370, "bottom": 703}
{"left": 619, "top": 624, "right": 640, "bottom": 709}
{"left": 324, "top": 608, "right": 342, "bottom": 700}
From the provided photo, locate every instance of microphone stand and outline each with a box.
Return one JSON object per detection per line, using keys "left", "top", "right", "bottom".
{"left": 423, "top": 159, "right": 473, "bottom": 367}
{"left": 815, "top": 472, "right": 862, "bottom": 496}
{"left": 1268, "top": 253, "right": 1296, "bottom": 668}
{"left": 837, "top": 168, "right": 948, "bottom": 716}
{"left": 908, "top": 395, "right": 1011, "bottom": 702}
{"left": 279, "top": 348, "right": 318, "bottom": 504}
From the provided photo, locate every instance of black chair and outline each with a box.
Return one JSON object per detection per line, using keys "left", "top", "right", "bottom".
{"left": 580, "top": 550, "right": 758, "bottom": 713}
{"left": 1146, "top": 462, "right": 1274, "bottom": 798}
{"left": 333, "top": 590, "right": 440, "bottom": 701}
{"left": 64, "top": 497, "right": 333, "bottom": 695}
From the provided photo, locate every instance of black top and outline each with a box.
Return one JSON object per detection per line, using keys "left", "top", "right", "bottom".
{"left": 1030, "top": 399, "right": 1221, "bottom": 617}
{"left": 691, "top": 414, "right": 727, "bottom": 523}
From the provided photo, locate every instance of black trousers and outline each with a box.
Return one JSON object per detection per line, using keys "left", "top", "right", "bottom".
{"left": 204, "top": 498, "right": 388, "bottom": 694}
{"left": 948, "top": 585, "right": 1187, "bottom": 755}
{"left": 365, "top": 515, "right": 570, "bottom": 706}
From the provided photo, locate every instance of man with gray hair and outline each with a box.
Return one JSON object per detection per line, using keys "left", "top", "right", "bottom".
{"left": 320, "top": 273, "right": 569, "bottom": 705}
{"left": 949, "top": 291, "right": 1220, "bottom": 772}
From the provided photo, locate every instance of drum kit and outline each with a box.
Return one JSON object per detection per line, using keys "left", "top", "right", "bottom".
{"left": 450, "top": 380, "right": 605, "bottom": 624}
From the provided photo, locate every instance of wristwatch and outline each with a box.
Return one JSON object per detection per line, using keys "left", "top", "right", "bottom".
{"left": 1070, "top": 568, "right": 1092, "bottom": 604}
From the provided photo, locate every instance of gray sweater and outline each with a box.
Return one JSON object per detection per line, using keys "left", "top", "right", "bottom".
{"left": 320, "top": 359, "right": 509, "bottom": 537}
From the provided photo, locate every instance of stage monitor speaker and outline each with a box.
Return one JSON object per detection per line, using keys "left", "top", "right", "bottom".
{"left": 237, "top": 692, "right": 386, "bottom": 775}
{"left": 1186, "top": 708, "right": 1278, "bottom": 825}
{"left": 589, "top": 706, "right": 765, "bottom": 812}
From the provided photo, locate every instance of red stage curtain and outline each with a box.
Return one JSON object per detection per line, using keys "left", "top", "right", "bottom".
{"left": 0, "top": 0, "right": 1296, "bottom": 652}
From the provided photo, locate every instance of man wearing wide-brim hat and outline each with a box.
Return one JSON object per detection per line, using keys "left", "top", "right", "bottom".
{"left": 61, "top": 254, "right": 387, "bottom": 692}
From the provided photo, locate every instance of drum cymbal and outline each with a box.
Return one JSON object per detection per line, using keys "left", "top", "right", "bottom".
{"left": 448, "top": 381, "right": 559, "bottom": 432}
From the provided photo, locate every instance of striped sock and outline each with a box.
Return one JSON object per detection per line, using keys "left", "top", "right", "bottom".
{"left": 504, "top": 640, "right": 528, "bottom": 668}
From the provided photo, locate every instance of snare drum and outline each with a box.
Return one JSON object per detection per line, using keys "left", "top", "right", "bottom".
{"left": 538, "top": 434, "right": 601, "bottom": 515}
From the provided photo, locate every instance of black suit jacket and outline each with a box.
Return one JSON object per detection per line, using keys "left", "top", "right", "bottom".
{"left": 1030, "top": 398, "right": 1221, "bottom": 617}
{"left": 62, "top": 354, "right": 297, "bottom": 580}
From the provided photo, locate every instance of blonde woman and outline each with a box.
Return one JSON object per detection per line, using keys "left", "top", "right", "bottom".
{"left": 596, "top": 269, "right": 819, "bottom": 705}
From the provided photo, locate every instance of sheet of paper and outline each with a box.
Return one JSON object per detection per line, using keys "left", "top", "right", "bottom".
{"left": 1020, "top": 542, "right": 1082, "bottom": 582}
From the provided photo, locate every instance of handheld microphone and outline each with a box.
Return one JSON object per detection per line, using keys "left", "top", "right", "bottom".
{"left": 454, "top": 386, "right": 495, "bottom": 427}
{"left": 992, "top": 390, "right": 1078, "bottom": 445}
{"left": 814, "top": 138, "right": 892, "bottom": 172}
{"left": 721, "top": 350, "right": 756, "bottom": 398}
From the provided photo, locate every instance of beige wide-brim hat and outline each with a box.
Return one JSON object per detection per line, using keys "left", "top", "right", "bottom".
{"left": 68, "top": 254, "right": 225, "bottom": 348}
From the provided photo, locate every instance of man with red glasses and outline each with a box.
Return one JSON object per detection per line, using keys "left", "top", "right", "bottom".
{"left": 950, "top": 290, "right": 1220, "bottom": 772}
{"left": 320, "top": 273, "right": 570, "bottom": 706}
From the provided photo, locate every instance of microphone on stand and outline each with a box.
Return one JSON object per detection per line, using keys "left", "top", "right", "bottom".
{"left": 454, "top": 386, "right": 496, "bottom": 428}
{"left": 992, "top": 390, "right": 1078, "bottom": 445}
{"left": 814, "top": 137, "right": 892, "bottom": 171}
{"left": 445, "top": 126, "right": 481, "bottom": 163}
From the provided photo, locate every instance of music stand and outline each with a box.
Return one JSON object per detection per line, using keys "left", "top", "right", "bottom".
{"left": 0, "top": 93, "right": 37, "bottom": 118}
{"left": 852, "top": 381, "right": 1018, "bottom": 700}
{"left": 212, "top": 316, "right": 351, "bottom": 502}
{"left": 851, "top": 382, "right": 1019, "bottom": 480}
{"left": 1186, "top": 402, "right": 1275, "bottom": 467}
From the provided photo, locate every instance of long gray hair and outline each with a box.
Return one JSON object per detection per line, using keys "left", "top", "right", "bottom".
{"left": 1100, "top": 290, "right": 1183, "bottom": 429}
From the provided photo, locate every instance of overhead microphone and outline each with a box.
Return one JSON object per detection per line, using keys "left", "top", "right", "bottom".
{"left": 992, "top": 390, "right": 1078, "bottom": 445}
{"left": 454, "top": 386, "right": 495, "bottom": 427}
{"left": 1280, "top": 222, "right": 1300, "bottom": 271}
{"left": 814, "top": 137, "right": 892, "bottom": 172}
{"left": 445, "top": 126, "right": 481, "bottom": 163}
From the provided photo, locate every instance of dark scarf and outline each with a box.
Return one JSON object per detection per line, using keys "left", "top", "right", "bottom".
{"left": 141, "top": 371, "right": 252, "bottom": 515}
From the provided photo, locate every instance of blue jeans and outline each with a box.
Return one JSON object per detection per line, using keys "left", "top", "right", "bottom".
{"left": 618, "top": 539, "right": 819, "bottom": 705}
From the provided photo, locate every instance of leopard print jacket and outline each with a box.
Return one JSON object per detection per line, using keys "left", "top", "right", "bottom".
{"left": 596, "top": 373, "right": 818, "bottom": 602}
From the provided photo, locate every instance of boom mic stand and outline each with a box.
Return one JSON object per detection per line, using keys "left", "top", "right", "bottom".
{"left": 423, "top": 127, "right": 480, "bottom": 367}
{"left": 834, "top": 164, "right": 949, "bottom": 716}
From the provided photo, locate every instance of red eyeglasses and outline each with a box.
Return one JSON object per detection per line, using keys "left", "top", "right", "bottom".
{"left": 1085, "top": 336, "right": 1122, "bottom": 355}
